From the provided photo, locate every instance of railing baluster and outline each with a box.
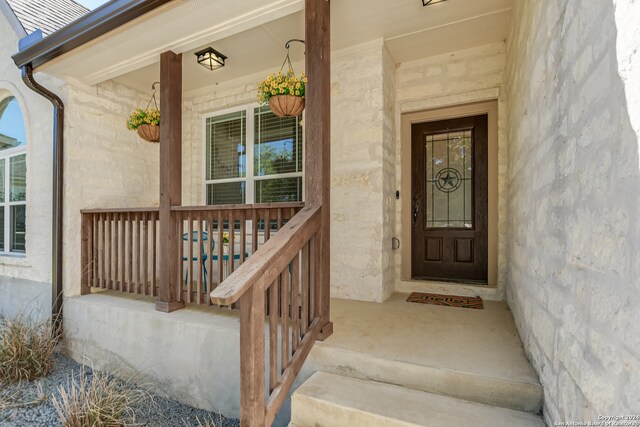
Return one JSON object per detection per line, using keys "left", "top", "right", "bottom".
{"left": 265, "top": 208, "right": 271, "bottom": 242}
{"left": 291, "top": 252, "right": 300, "bottom": 351}
{"left": 281, "top": 269, "right": 290, "bottom": 371}
{"left": 177, "top": 212, "right": 184, "bottom": 303}
{"left": 142, "top": 212, "right": 149, "bottom": 296}
{"left": 301, "top": 241, "right": 309, "bottom": 334}
{"left": 187, "top": 212, "right": 193, "bottom": 304}
{"left": 92, "top": 214, "right": 98, "bottom": 289}
{"left": 309, "top": 234, "right": 317, "bottom": 320}
{"left": 217, "top": 210, "right": 224, "bottom": 289}
{"left": 207, "top": 212, "right": 214, "bottom": 302}
{"left": 276, "top": 208, "right": 282, "bottom": 232}
{"left": 135, "top": 212, "right": 141, "bottom": 294}
{"left": 229, "top": 210, "right": 235, "bottom": 275}
{"left": 239, "top": 211, "right": 246, "bottom": 264}
{"left": 112, "top": 213, "right": 118, "bottom": 291}
{"left": 120, "top": 213, "right": 126, "bottom": 292}
{"left": 198, "top": 217, "right": 204, "bottom": 304}
{"left": 252, "top": 209, "right": 258, "bottom": 254}
{"left": 127, "top": 212, "right": 133, "bottom": 293}
{"left": 107, "top": 213, "right": 113, "bottom": 289}
{"left": 269, "top": 280, "right": 278, "bottom": 392}
{"left": 151, "top": 213, "right": 157, "bottom": 296}
{"left": 100, "top": 213, "right": 106, "bottom": 289}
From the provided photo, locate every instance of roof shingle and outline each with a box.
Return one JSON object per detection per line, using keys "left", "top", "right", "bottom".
{"left": 6, "top": 0, "right": 89, "bottom": 36}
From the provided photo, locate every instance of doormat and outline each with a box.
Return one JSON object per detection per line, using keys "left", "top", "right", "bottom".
{"left": 406, "top": 292, "right": 484, "bottom": 309}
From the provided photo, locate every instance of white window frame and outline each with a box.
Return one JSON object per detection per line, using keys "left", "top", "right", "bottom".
{"left": 202, "top": 103, "right": 304, "bottom": 205}
{"left": 0, "top": 95, "right": 27, "bottom": 256}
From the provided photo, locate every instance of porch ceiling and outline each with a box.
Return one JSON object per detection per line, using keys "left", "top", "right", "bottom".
{"left": 37, "top": 0, "right": 512, "bottom": 93}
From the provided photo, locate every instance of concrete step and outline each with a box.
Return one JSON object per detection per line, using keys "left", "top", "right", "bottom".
{"left": 309, "top": 344, "right": 542, "bottom": 413}
{"left": 290, "top": 372, "right": 545, "bottom": 427}
{"left": 306, "top": 295, "right": 543, "bottom": 413}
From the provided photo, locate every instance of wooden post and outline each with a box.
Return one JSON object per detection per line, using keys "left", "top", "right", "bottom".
{"left": 80, "top": 213, "right": 91, "bottom": 295}
{"left": 156, "top": 51, "right": 185, "bottom": 313}
{"left": 239, "top": 285, "right": 266, "bottom": 426}
{"left": 305, "top": 0, "right": 333, "bottom": 339}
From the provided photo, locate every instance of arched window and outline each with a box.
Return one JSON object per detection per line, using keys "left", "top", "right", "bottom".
{"left": 0, "top": 96, "right": 27, "bottom": 254}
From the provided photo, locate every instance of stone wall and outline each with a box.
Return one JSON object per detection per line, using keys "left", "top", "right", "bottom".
{"left": 381, "top": 44, "right": 397, "bottom": 299}
{"left": 0, "top": 14, "right": 60, "bottom": 316}
{"left": 505, "top": 0, "right": 640, "bottom": 422}
{"left": 329, "top": 40, "right": 391, "bottom": 302}
{"left": 62, "top": 79, "right": 160, "bottom": 296}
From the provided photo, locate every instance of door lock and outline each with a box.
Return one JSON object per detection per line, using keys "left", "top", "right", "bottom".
{"left": 413, "top": 197, "right": 420, "bottom": 225}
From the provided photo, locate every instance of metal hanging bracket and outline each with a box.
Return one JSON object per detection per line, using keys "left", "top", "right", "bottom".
{"left": 146, "top": 81, "right": 160, "bottom": 110}
{"left": 280, "top": 39, "right": 305, "bottom": 74}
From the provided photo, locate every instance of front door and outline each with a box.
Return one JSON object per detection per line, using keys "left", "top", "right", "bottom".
{"left": 411, "top": 115, "right": 488, "bottom": 282}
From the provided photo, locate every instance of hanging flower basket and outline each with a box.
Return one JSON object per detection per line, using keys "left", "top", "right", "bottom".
{"left": 136, "top": 124, "right": 160, "bottom": 143}
{"left": 257, "top": 39, "right": 307, "bottom": 118}
{"left": 269, "top": 95, "right": 305, "bottom": 118}
{"left": 126, "top": 82, "right": 161, "bottom": 143}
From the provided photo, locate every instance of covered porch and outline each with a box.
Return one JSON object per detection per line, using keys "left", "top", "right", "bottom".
{"left": 15, "top": 0, "right": 517, "bottom": 425}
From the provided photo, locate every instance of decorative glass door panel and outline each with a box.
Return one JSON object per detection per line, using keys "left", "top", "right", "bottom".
{"left": 425, "top": 130, "right": 473, "bottom": 228}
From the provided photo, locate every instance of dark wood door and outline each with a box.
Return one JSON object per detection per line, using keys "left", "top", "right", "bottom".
{"left": 411, "top": 115, "right": 488, "bottom": 283}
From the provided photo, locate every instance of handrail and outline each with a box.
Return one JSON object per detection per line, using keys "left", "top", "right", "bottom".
{"left": 81, "top": 207, "right": 160, "bottom": 214}
{"left": 210, "top": 205, "right": 321, "bottom": 306}
{"left": 172, "top": 202, "right": 304, "bottom": 212}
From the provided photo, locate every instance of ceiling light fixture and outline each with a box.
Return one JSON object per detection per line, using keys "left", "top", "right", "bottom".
{"left": 195, "top": 47, "right": 227, "bottom": 71}
{"left": 422, "top": 0, "right": 447, "bottom": 6}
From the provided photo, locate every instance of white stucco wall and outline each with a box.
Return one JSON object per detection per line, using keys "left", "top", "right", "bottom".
{"left": 64, "top": 293, "right": 242, "bottom": 420}
{"left": 62, "top": 79, "right": 160, "bottom": 297}
{"left": 0, "top": 13, "right": 61, "bottom": 318}
{"left": 505, "top": 0, "right": 640, "bottom": 422}
{"left": 394, "top": 42, "right": 508, "bottom": 295}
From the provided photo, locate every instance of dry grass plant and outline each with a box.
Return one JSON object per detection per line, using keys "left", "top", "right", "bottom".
{"left": 0, "top": 381, "right": 47, "bottom": 411}
{"left": 184, "top": 415, "right": 221, "bottom": 427}
{"left": 0, "top": 314, "right": 58, "bottom": 384}
{"left": 52, "top": 369, "right": 149, "bottom": 427}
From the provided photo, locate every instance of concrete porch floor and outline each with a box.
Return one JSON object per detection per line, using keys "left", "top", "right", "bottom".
{"left": 324, "top": 293, "right": 538, "bottom": 384}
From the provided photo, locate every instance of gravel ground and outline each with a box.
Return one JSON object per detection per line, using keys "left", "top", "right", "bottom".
{"left": 0, "top": 353, "right": 239, "bottom": 427}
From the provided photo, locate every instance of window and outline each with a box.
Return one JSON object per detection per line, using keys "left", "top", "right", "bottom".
{"left": 205, "top": 105, "right": 303, "bottom": 205}
{"left": 0, "top": 96, "right": 27, "bottom": 254}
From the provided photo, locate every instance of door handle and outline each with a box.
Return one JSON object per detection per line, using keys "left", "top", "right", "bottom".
{"left": 413, "top": 198, "right": 420, "bottom": 225}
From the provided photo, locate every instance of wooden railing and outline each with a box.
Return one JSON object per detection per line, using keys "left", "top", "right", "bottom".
{"left": 210, "top": 205, "right": 323, "bottom": 426}
{"left": 80, "top": 203, "right": 303, "bottom": 301}
{"left": 81, "top": 203, "right": 324, "bottom": 426}
{"left": 171, "top": 203, "right": 303, "bottom": 305}
{"left": 80, "top": 208, "right": 160, "bottom": 296}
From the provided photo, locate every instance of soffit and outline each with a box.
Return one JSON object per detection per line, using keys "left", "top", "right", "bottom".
{"left": 38, "top": 0, "right": 512, "bottom": 92}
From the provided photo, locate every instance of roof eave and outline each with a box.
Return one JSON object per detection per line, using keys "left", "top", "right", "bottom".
{"left": 12, "top": 0, "right": 174, "bottom": 70}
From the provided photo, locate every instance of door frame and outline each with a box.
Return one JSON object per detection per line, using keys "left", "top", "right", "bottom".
{"left": 401, "top": 101, "right": 499, "bottom": 286}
